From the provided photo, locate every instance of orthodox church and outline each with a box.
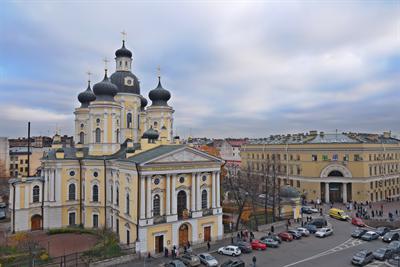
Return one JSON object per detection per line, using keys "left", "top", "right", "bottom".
{"left": 9, "top": 39, "right": 224, "bottom": 255}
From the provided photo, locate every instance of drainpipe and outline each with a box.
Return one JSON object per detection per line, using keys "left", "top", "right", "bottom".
{"left": 134, "top": 162, "right": 140, "bottom": 243}
{"left": 79, "top": 159, "right": 83, "bottom": 226}
{"left": 41, "top": 177, "right": 44, "bottom": 230}
{"left": 12, "top": 181, "right": 16, "bottom": 234}
{"left": 103, "top": 158, "right": 107, "bottom": 229}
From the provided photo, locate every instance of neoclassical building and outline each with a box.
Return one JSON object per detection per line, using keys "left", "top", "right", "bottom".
{"left": 241, "top": 131, "right": 400, "bottom": 203}
{"left": 9, "top": 40, "right": 224, "bottom": 255}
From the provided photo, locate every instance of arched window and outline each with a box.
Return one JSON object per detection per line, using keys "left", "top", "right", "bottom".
{"left": 127, "top": 113, "right": 132, "bottom": 128}
{"left": 126, "top": 193, "right": 130, "bottom": 215}
{"left": 68, "top": 184, "right": 76, "bottom": 200}
{"left": 177, "top": 191, "right": 187, "bottom": 218}
{"left": 92, "top": 185, "right": 99, "bottom": 202}
{"left": 95, "top": 128, "right": 101, "bottom": 143}
{"left": 116, "top": 186, "right": 119, "bottom": 206}
{"left": 116, "top": 129, "right": 120, "bottom": 143}
{"left": 33, "top": 185, "right": 40, "bottom": 203}
{"left": 201, "top": 190, "right": 208, "bottom": 209}
{"left": 153, "top": 194, "right": 160, "bottom": 216}
{"left": 79, "top": 132, "right": 84, "bottom": 144}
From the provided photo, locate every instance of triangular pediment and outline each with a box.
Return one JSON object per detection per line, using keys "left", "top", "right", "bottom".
{"left": 142, "top": 146, "right": 222, "bottom": 165}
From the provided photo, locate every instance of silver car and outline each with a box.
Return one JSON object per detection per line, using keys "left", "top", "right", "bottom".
{"left": 297, "top": 227, "right": 310, "bottom": 236}
{"left": 179, "top": 253, "right": 201, "bottom": 267}
{"left": 198, "top": 253, "right": 218, "bottom": 267}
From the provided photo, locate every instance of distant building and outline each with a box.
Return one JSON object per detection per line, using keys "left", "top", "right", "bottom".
{"left": 0, "top": 138, "right": 10, "bottom": 179}
{"left": 219, "top": 139, "right": 247, "bottom": 172}
{"left": 9, "top": 147, "right": 51, "bottom": 177}
{"left": 241, "top": 131, "right": 400, "bottom": 203}
{"left": 9, "top": 135, "right": 73, "bottom": 148}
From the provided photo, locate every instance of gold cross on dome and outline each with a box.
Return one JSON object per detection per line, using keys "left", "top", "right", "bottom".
{"left": 157, "top": 65, "right": 161, "bottom": 78}
{"left": 121, "top": 31, "right": 127, "bottom": 42}
{"left": 86, "top": 71, "right": 92, "bottom": 82}
{"left": 103, "top": 58, "right": 109, "bottom": 70}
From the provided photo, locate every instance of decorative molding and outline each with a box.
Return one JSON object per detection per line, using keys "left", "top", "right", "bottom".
{"left": 320, "top": 164, "right": 352, "bottom": 178}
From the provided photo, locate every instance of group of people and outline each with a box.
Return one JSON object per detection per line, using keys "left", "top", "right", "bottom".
{"left": 164, "top": 240, "right": 212, "bottom": 259}
{"left": 234, "top": 229, "right": 255, "bottom": 242}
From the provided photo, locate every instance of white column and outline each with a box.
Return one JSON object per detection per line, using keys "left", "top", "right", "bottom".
{"left": 325, "top": 183, "right": 330, "bottom": 203}
{"left": 191, "top": 173, "right": 196, "bottom": 211}
{"left": 216, "top": 171, "right": 221, "bottom": 207}
{"left": 196, "top": 173, "right": 201, "bottom": 211}
{"left": 212, "top": 172, "right": 216, "bottom": 208}
{"left": 343, "top": 183, "right": 347, "bottom": 203}
{"left": 44, "top": 170, "right": 48, "bottom": 202}
{"left": 166, "top": 174, "right": 171, "bottom": 215}
{"left": 146, "top": 176, "right": 152, "bottom": 218}
{"left": 171, "top": 174, "right": 177, "bottom": 214}
{"left": 140, "top": 177, "right": 145, "bottom": 219}
{"left": 103, "top": 113, "right": 108, "bottom": 143}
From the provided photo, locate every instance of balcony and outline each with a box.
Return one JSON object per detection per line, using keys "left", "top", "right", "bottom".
{"left": 202, "top": 208, "right": 213, "bottom": 216}
{"left": 178, "top": 209, "right": 192, "bottom": 220}
{"left": 153, "top": 215, "right": 167, "bottom": 224}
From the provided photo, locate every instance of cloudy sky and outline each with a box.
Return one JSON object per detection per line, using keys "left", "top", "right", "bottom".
{"left": 0, "top": 1, "right": 399, "bottom": 138}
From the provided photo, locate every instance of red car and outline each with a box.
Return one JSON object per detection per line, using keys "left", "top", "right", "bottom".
{"left": 278, "top": 232, "right": 293, "bottom": 241}
{"left": 351, "top": 217, "right": 365, "bottom": 227}
{"left": 251, "top": 239, "right": 267, "bottom": 250}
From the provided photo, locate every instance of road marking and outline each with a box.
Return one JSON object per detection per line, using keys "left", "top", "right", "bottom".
{"left": 281, "top": 238, "right": 365, "bottom": 267}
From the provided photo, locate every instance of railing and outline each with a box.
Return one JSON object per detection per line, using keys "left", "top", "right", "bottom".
{"left": 154, "top": 215, "right": 167, "bottom": 224}
{"left": 202, "top": 209, "right": 213, "bottom": 216}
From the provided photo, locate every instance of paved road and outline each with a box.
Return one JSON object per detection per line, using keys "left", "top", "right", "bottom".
{"left": 120, "top": 215, "right": 395, "bottom": 267}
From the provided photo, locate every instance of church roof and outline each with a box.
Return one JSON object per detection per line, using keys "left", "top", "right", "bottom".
{"left": 125, "top": 145, "right": 184, "bottom": 163}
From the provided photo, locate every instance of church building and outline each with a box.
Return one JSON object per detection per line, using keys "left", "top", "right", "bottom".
{"left": 9, "top": 39, "right": 224, "bottom": 255}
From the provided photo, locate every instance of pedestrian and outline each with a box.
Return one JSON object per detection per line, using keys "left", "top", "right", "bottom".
{"left": 320, "top": 208, "right": 323, "bottom": 216}
{"left": 184, "top": 245, "right": 187, "bottom": 254}
{"left": 231, "top": 236, "right": 234, "bottom": 244}
{"left": 271, "top": 225, "right": 275, "bottom": 233}
{"left": 164, "top": 247, "right": 169, "bottom": 257}
{"left": 237, "top": 232, "right": 240, "bottom": 240}
{"left": 396, "top": 210, "right": 398, "bottom": 216}
{"left": 187, "top": 241, "right": 191, "bottom": 249}
{"left": 250, "top": 231, "right": 254, "bottom": 239}
{"left": 252, "top": 255, "right": 257, "bottom": 267}
{"left": 207, "top": 241, "right": 210, "bottom": 251}
{"left": 172, "top": 245, "right": 176, "bottom": 259}
{"left": 286, "top": 223, "right": 289, "bottom": 231}
{"left": 372, "top": 210, "right": 374, "bottom": 218}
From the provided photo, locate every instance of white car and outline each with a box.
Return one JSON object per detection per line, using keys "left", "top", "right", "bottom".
{"left": 198, "top": 253, "right": 218, "bottom": 267}
{"left": 315, "top": 228, "right": 333, "bottom": 238}
{"left": 218, "top": 245, "right": 241, "bottom": 257}
{"left": 297, "top": 227, "right": 310, "bottom": 236}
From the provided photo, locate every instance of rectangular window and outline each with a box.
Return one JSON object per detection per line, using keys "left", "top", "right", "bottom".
{"left": 93, "top": 214, "right": 98, "bottom": 228}
{"left": 296, "top": 180, "right": 300, "bottom": 187}
{"left": 343, "top": 154, "right": 349, "bottom": 161}
{"left": 25, "top": 159, "right": 28, "bottom": 164}
{"left": 332, "top": 154, "right": 338, "bottom": 161}
{"left": 322, "top": 155, "right": 329, "bottom": 161}
{"left": 68, "top": 212, "right": 76, "bottom": 226}
{"left": 312, "top": 155, "right": 317, "bottom": 161}
{"left": 354, "top": 154, "right": 362, "bottom": 161}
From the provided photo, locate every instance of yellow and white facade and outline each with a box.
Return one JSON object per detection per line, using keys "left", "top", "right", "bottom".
{"left": 9, "top": 40, "right": 224, "bottom": 255}
{"left": 241, "top": 131, "right": 400, "bottom": 203}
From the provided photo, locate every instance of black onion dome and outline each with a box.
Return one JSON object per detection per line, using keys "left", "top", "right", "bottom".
{"left": 280, "top": 186, "right": 300, "bottom": 199}
{"left": 142, "top": 127, "right": 159, "bottom": 140}
{"left": 115, "top": 40, "right": 132, "bottom": 58}
{"left": 110, "top": 71, "right": 140, "bottom": 94}
{"left": 140, "top": 95, "right": 148, "bottom": 110}
{"left": 93, "top": 71, "right": 118, "bottom": 101}
{"left": 149, "top": 77, "right": 171, "bottom": 106}
{"left": 78, "top": 81, "right": 96, "bottom": 108}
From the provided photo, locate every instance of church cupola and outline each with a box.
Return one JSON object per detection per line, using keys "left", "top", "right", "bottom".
{"left": 149, "top": 76, "right": 171, "bottom": 106}
{"left": 77, "top": 80, "right": 96, "bottom": 108}
{"left": 140, "top": 95, "right": 148, "bottom": 110}
{"left": 115, "top": 39, "right": 132, "bottom": 72}
{"left": 93, "top": 68, "right": 118, "bottom": 101}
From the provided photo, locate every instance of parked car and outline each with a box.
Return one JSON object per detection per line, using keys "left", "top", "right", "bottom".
{"left": 361, "top": 231, "right": 379, "bottom": 241}
{"left": 250, "top": 239, "right": 267, "bottom": 250}
{"left": 259, "top": 237, "right": 279, "bottom": 248}
{"left": 309, "top": 218, "right": 328, "bottom": 228}
{"left": 383, "top": 232, "right": 399, "bottom": 243}
{"left": 302, "top": 206, "right": 318, "bottom": 213}
{"left": 220, "top": 259, "right": 245, "bottom": 267}
{"left": 287, "top": 230, "right": 302, "bottom": 240}
{"left": 296, "top": 227, "right": 310, "bottom": 236}
{"left": 179, "top": 253, "right": 201, "bottom": 267}
{"left": 351, "top": 217, "right": 365, "bottom": 227}
{"left": 388, "top": 241, "right": 400, "bottom": 253}
{"left": 261, "top": 234, "right": 281, "bottom": 243}
{"left": 164, "top": 260, "right": 187, "bottom": 267}
{"left": 315, "top": 228, "right": 333, "bottom": 238}
{"left": 232, "top": 241, "right": 252, "bottom": 253}
{"left": 0, "top": 203, "right": 6, "bottom": 220}
{"left": 304, "top": 223, "right": 317, "bottom": 234}
{"left": 351, "top": 250, "right": 374, "bottom": 266}
{"left": 198, "top": 253, "right": 218, "bottom": 267}
{"left": 329, "top": 208, "right": 350, "bottom": 221}
{"left": 218, "top": 246, "right": 241, "bottom": 257}
{"left": 278, "top": 232, "right": 293, "bottom": 241}
{"left": 351, "top": 229, "right": 368, "bottom": 239}
{"left": 373, "top": 247, "right": 393, "bottom": 261}
{"left": 376, "top": 227, "right": 390, "bottom": 236}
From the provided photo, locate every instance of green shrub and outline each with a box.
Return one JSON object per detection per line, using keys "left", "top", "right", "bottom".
{"left": 48, "top": 227, "right": 96, "bottom": 235}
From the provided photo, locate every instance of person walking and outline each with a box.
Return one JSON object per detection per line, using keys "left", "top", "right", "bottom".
{"left": 271, "top": 225, "right": 275, "bottom": 233}
{"left": 164, "top": 247, "right": 169, "bottom": 257}
{"left": 207, "top": 241, "right": 210, "bottom": 251}
{"left": 252, "top": 255, "right": 257, "bottom": 267}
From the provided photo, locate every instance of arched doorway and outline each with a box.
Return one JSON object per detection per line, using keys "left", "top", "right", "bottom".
{"left": 327, "top": 170, "right": 344, "bottom": 177}
{"left": 179, "top": 224, "right": 189, "bottom": 247}
{"left": 177, "top": 190, "right": 187, "bottom": 219}
{"left": 31, "top": 214, "right": 42, "bottom": 231}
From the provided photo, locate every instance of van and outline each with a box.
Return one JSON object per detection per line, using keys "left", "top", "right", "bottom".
{"left": 329, "top": 208, "right": 349, "bottom": 220}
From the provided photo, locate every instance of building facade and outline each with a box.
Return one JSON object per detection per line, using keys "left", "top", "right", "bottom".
{"left": 9, "top": 40, "right": 224, "bottom": 255}
{"left": 241, "top": 131, "right": 400, "bottom": 203}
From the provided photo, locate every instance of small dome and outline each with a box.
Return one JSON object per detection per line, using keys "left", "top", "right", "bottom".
{"left": 280, "top": 186, "right": 300, "bottom": 199}
{"left": 93, "top": 71, "right": 118, "bottom": 101}
{"left": 142, "top": 127, "right": 159, "bottom": 140}
{"left": 110, "top": 71, "right": 140, "bottom": 94}
{"left": 115, "top": 40, "right": 132, "bottom": 58}
{"left": 149, "top": 77, "right": 171, "bottom": 106}
{"left": 140, "top": 95, "right": 148, "bottom": 110}
{"left": 78, "top": 81, "right": 96, "bottom": 107}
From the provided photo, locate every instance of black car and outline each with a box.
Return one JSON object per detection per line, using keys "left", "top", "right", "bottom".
{"left": 376, "top": 227, "right": 390, "bottom": 236}
{"left": 304, "top": 224, "right": 317, "bottom": 234}
{"left": 232, "top": 241, "right": 252, "bottom": 253}
{"left": 309, "top": 218, "right": 327, "bottom": 228}
{"left": 351, "top": 229, "right": 368, "bottom": 239}
{"left": 383, "top": 232, "right": 399, "bottom": 243}
{"left": 373, "top": 247, "right": 393, "bottom": 261}
{"left": 388, "top": 241, "right": 400, "bottom": 253}
{"left": 261, "top": 234, "right": 282, "bottom": 243}
{"left": 301, "top": 206, "right": 313, "bottom": 214}
{"left": 287, "top": 230, "right": 302, "bottom": 240}
{"left": 220, "top": 259, "right": 245, "bottom": 267}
